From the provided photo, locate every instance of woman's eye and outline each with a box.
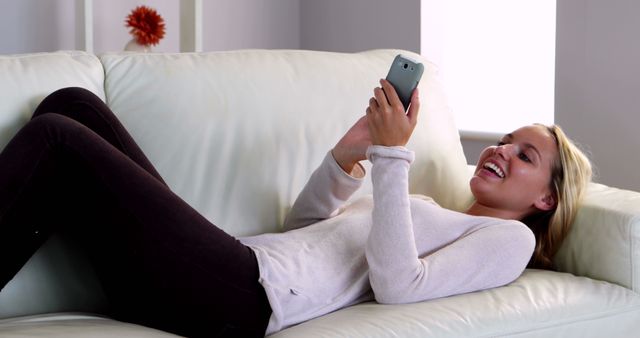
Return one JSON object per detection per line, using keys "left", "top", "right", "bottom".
{"left": 518, "top": 152, "right": 531, "bottom": 163}
{"left": 497, "top": 141, "right": 506, "bottom": 146}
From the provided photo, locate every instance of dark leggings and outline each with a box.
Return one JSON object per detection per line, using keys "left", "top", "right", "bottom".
{"left": 0, "top": 88, "right": 271, "bottom": 337}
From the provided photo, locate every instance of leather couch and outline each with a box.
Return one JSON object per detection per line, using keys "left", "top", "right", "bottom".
{"left": 1, "top": 49, "right": 639, "bottom": 337}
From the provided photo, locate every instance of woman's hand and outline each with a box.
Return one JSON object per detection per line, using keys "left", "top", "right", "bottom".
{"left": 332, "top": 115, "right": 371, "bottom": 175}
{"left": 367, "top": 79, "right": 420, "bottom": 147}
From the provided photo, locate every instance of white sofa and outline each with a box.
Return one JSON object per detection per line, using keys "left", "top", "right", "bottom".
{"left": 1, "top": 49, "right": 640, "bottom": 337}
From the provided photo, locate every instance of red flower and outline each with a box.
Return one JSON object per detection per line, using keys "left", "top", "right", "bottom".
{"left": 125, "top": 5, "right": 166, "bottom": 46}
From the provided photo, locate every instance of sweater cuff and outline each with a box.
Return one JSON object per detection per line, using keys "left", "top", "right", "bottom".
{"left": 326, "top": 151, "right": 365, "bottom": 185}
{"left": 366, "top": 145, "right": 415, "bottom": 164}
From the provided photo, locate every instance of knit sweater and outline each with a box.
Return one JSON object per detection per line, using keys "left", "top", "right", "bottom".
{"left": 239, "top": 146, "right": 535, "bottom": 334}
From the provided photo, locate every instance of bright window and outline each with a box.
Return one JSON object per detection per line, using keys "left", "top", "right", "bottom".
{"left": 421, "top": 0, "right": 556, "bottom": 135}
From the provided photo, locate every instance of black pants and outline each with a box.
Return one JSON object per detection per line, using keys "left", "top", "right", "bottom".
{"left": 0, "top": 88, "right": 271, "bottom": 337}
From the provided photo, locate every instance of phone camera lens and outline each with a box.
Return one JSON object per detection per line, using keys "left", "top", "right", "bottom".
{"left": 403, "top": 63, "right": 408, "bottom": 69}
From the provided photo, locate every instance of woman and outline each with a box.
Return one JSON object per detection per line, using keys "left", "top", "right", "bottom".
{"left": 0, "top": 81, "right": 591, "bottom": 337}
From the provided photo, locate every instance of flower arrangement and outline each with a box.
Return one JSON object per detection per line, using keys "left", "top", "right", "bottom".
{"left": 125, "top": 5, "right": 166, "bottom": 47}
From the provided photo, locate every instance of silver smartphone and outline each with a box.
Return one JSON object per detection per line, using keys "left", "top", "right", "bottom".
{"left": 385, "top": 54, "right": 424, "bottom": 111}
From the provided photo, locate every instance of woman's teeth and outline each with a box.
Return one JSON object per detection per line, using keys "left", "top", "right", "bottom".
{"left": 483, "top": 162, "right": 505, "bottom": 178}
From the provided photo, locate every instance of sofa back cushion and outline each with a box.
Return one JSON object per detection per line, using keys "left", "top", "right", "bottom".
{"left": 0, "top": 51, "right": 108, "bottom": 318}
{"left": 100, "top": 49, "right": 473, "bottom": 236}
{"left": 0, "top": 51, "right": 105, "bottom": 150}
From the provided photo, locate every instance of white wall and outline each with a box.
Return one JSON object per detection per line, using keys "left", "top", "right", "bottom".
{"left": 0, "top": 0, "right": 76, "bottom": 54}
{"left": 0, "top": 0, "right": 418, "bottom": 54}
{"left": 203, "top": 0, "right": 300, "bottom": 51}
{"left": 0, "top": 0, "right": 181, "bottom": 53}
{"left": 554, "top": 0, "right": 640, "bottom": 191}
{"left": 0, "top": 0, "right": 300, "bottom": 54}
{"left": 300, "top": 0, "right": 420, "bottom": 53}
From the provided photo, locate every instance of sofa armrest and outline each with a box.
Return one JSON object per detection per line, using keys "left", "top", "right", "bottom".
{"left": 554, "top": 182, "right": 640, "bottom": 292}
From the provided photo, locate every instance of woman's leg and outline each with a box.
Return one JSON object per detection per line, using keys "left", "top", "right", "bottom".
{"left": 0, "top": 114, "right": 271, "bottom": 337}
{"left": 31, "top": 87, "right": 167, "bottom": 186}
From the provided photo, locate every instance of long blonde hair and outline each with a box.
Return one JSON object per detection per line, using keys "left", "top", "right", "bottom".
{"left": 523, "top": 124, "right": 592, "bottom": 270}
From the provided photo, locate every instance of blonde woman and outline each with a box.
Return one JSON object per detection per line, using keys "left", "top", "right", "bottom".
{"left": 0, "top": 82, "right": 591, "bottom": 337}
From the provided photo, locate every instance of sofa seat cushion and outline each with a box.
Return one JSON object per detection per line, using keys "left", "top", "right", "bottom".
{"left": 0, "top": 313, "right": 179, "bottom": 337}
{"left": 271, "top": 269, "right": 640, "bottom": 337}
{"left": 4, "top": 270, "right": 635, "bottom": 337}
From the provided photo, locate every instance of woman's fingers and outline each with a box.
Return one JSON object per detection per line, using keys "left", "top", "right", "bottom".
{"left": 366, "top": 98, "right": 375, "bottom": 117}
{"left": 373, "top": 87, "right": 389, "bottom": 112}
{"left": 365, "top": 81, "right": 421, "bottom": 147}
{"left": 406, "top": 88, "right": 420, "bottom": 125}
{"left": 368, "top": 97, "right": 378, "bottom": 110}
{"left": 370, "top": 79, "right": 406, "bottom": 117}
{"left": 379, "top": 79, "right": 404, "bottom": 112}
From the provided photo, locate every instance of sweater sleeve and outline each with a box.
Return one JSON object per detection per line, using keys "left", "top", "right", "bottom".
{"left": 282, "top": 151, "right": 364, "bottom": 231}
{"left": 365, "top": 145, "right": 535, "bottom": 304}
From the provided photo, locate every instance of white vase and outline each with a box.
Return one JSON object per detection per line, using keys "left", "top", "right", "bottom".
{"left": 124, "top": 38, "right": 152, "bottom": 52}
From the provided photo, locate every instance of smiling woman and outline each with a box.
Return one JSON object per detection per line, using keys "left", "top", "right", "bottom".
{"left": 470, "top": 125, "right": 560, "bottom": 221}
{"left": 468, "top": 124, "right": 592, "bottom": 269}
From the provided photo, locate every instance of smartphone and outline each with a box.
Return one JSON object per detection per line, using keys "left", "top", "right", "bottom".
{"left": 385, "top": 54, "right": 424, "bottom": 111}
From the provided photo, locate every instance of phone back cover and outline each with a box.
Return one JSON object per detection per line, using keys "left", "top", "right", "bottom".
{"left": 386, "top": 56, "right": 424, "bottom": 110}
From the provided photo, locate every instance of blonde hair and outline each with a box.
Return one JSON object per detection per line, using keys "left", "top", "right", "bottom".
{"left": 523, "top": 124, "right": 592, "bottom": 270}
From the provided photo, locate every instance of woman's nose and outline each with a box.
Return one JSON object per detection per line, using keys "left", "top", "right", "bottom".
{"left": 495, "top": 144, "right": 514, "bottom": 159}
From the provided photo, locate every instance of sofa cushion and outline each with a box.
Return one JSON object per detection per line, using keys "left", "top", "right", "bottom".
{"left": 0, "top": 51, "right": 105, "bottom": 151}
{"left": 269, "top": 269, "right": 640, "bottom": 337}
{"left": 0, "top": 51, "right": 109, "bottom": 319}
{"left": 99, "top": 49, "right": 473, "bottom": 237}
{"left": 2, "top": 270, "right": 638, "bottom": 337}
{"left": 0, "top": 313, "right": 179, "bottom": 337}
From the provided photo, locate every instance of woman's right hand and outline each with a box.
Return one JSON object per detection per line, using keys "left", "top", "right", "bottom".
{"left": 367, "top": 79, "right": 420, "bottom": 147}
{"left": 332, "top": 115, "right": 371, "bottom": 175}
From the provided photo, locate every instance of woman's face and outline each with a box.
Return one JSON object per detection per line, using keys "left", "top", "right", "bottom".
{"left": 470, "top": 125, "right": 559, "bottom": 218}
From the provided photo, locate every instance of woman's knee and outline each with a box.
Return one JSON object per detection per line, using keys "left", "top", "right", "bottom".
{"left": 33, "top": 87, "right": 104, "bottom": 119}
{"left": 25, "top": 113, "right": 87, "bottom": 139}
{"left": 47, "top": 87, "right": 101, "bottom": 103}
{"left": 28, "top": 113, "right": 75, "bottom": 129}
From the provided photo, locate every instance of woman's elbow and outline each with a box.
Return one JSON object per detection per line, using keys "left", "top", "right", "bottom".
{"left": 373, "top": 289, "right": 403, "bottom": 304}
{"left": 370, "top": 278, "right": 422, "bottom": 304}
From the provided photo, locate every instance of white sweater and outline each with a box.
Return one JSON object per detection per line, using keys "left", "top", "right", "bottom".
{"left": 239, "top": 146, "right": 535, "bottom": 334}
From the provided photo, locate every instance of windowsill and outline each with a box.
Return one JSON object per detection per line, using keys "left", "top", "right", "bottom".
{"left": 459, "top": 130, "right": 503, "bottom": 142}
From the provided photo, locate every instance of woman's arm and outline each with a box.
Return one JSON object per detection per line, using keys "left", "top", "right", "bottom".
{"left": 365, "top": 146, "right": 535, "bottom": 303}
{"left": 283, "top": 99, "right": 374, "bottom": 231}
{"left": 363, "top": 79, "right": 533, "bottom": 303}
{"left": 283, "top": 77, "right": 413, "bottom": 232}
{"left": 283, "top": 113, "right": 373, "bottom": 231}
{"left": 282, "top": 150, "right": 364, "bottom": 231}
{"left": 331, "top": 115, "right": 371, "bottom": 175}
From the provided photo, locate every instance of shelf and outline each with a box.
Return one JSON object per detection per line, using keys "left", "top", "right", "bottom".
{"left": 75, "top": 0, "right": 203, "bottom": 53}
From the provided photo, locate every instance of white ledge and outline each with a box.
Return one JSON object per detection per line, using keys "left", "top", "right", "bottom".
{"left": 459, "top": 130, "right": 504, "bottom": 142}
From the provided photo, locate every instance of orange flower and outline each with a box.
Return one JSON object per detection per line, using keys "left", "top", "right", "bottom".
{"left": 125, "top": 5, "right": 166, "bottom": 46}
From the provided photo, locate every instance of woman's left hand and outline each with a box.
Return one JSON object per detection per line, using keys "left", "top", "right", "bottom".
{"left": 366, "top": 79, "right": 420, "bottom": 147}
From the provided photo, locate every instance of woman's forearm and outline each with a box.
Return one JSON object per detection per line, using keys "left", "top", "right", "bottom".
{"left": 282, "top": 151, "right": 364, "bottom": 231}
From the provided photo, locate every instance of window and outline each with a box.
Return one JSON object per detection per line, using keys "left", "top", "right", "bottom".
{"left": 421, "top": 0, "right": 556, "bottom": 135}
